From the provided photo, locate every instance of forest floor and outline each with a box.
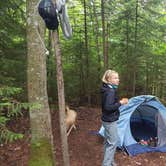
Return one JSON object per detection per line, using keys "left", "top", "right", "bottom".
{"left": 1, "top": 107, "right": 166, "bottom": 166}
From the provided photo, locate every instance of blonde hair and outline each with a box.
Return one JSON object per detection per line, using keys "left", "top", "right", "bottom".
{"left": 102, "top": 70, "right": 118, "bottom": 83}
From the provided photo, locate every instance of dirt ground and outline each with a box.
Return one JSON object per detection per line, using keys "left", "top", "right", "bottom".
{"left": 1, "top": 107, "right": 166, "bottom": 166}
{"left": 52, "top": 107, "right": 166, "bottom": 166}
{"left": 0, "top": 111, "right": 30, "bottom": 166}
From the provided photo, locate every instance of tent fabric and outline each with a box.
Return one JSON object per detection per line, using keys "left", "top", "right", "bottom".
{"left": 99, "top": 95, "right": 166, "bottom": 156}
{"left": 158, "top": 112, "right": 166, "bottom": 147}
{"left": 125, "top": 143, "right": 166, "bottom": 156}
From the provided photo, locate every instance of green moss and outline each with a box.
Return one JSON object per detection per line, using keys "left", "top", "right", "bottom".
{"left": 29, "top": 139, "right": 54, "bottom": 166}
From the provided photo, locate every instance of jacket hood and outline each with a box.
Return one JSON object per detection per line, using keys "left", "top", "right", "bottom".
{"left": 101, "top": 83, "right": 111, "bottom": 93}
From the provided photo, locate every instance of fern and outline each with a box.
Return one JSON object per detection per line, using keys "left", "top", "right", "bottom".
{"left": 0, "top": 116, "right": 9, "bottom": 125}
{"left": 0, "top": 86, "right": 40, "bottom": 144}
{"left": 0, "top": 87, "right": 41, "bottom": 143}
{"left": 0, "top": 86, "right": 22, "bottom": 98}
{"left": 0, "top": 124, "right": 24, "bottom": 144}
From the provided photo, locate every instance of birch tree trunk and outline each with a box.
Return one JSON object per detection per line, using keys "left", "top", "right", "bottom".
{"left": 26, "top": 1, "right": 55, "bottom": 165}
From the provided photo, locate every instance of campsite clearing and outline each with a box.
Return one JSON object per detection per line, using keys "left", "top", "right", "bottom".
{"left": 53, "top": 106, "right": 166, "bottom": 166}
{"left": 1, "top": 106, "right": 166, "bottom": 165}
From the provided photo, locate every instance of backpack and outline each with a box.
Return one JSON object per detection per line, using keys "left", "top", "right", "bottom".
{"left": 38, "top": 0, "right": 59, "bottom": 30}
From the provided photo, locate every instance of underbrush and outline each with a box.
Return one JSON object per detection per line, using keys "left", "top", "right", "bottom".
{"left": 0, "top": 86, "right": 40, "bottom": 143}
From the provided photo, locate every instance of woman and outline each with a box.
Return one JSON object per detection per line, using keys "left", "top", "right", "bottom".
{"left": 101, "top": 69, "right": 128, "bottom": 166}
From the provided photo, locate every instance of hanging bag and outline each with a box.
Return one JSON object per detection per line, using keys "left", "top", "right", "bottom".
{"left": 38, "top": 0, "right": 59, "bottom": 30}
{"left": 56, "top": 0, "right": 72, "bottom": 39}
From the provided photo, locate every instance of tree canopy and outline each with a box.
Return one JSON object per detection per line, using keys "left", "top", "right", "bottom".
{"left": 0, "top": 0, "right": 166, "bottom": 103}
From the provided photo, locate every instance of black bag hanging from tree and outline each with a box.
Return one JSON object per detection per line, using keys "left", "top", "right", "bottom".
{"left": 38, "top": 0, "right": 59, "bottom": 30}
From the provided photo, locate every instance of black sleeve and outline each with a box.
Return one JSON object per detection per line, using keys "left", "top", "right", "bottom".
{"left": 103, "top": 90, "right": 121, "bottom": 112}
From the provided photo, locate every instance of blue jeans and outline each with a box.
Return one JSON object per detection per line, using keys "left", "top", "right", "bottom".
{"left": 102, "top": 121, "right": 118, "bottom": 166}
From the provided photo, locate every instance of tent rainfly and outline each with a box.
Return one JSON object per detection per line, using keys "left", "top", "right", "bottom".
{"left": 99, "top": 95, "right": 166, "bottom": 156}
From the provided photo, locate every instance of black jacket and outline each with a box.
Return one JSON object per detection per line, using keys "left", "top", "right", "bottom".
{"left": 101, "top": 83, "right": 121, "bottom": 122}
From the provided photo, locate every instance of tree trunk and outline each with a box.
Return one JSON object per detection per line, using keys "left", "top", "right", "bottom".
{"left": 105, "top": 22, "right": 110, "bottom": 67}
{"left": 83, "top": 0, "right": 91, "bottom": 105}
{"left": 101, "top": 0, "right": 106, "bottom": 69}
{"left": 27, "top": 0, "right": 53, "bottom": 143}
{"left": 132, "top": 0, "right": 139, "bottom": 96}
{"left": 52, "top": 30, "right": 70, "bottom": 166}
{"left": 101, "top": 0, "right": 108, "bottom": 69}
{"left": 26, "top": 0, "right": 55, "bottom": 165}
{"left": 79, "top": 41, "right": 86, "bottom": 103}
{"left": 92, "top": 1, "right": 101, "bottom": 80}
{"left": 83, "top": 0, "right": 89, "bottom": 77}
{"left": 125, "top": 12, "right": 130, "bottom": 96}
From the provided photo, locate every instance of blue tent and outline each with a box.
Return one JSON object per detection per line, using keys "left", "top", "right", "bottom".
{"left": 99, "top": 95, "right": 166, "bottom": 156}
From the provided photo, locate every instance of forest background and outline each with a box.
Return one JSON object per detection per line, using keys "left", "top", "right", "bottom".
{"left": 0, "top": 0, "right": 166, "bottom": 165}
{"left": 1, "top": 0, "right": 166, "bottom": 104}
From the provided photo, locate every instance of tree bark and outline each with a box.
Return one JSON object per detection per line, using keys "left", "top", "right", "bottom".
{"left": 125, "top": 11, "right": 130, "bottom": 96}
{"left": 27, "top": 0, "right": 53, "bottom": 143}
{"left": 132, "top": 0, "right": 139, "bottom": 96}
{"left": 101, "top": 0, "right": 106, "bottom": 68}
{"left": 26, "top": 0, "right": 55, "bottom": 165}
{"left": 52, "top": 30, "right": 70, "bottom": 166}
{"left": 92, "top": 1, "right": 101, "bottom": 75}
{"left": 83, "top": 0, "right": 91, "bottom": 105}
{"left": 83, "top": 0, "right": 89, "bottom": 75}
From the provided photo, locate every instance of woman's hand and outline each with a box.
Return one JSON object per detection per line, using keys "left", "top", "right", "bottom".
{"left": 120, "top": 98, "right": 128, "bottom": 105}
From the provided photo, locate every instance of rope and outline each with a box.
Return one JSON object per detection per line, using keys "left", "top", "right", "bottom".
{"left": 31, "top": 0, "right": 72, "bottom": 54}
{"left": 33, "top": 0, "right": 49, "bottom": 56}
{"left": 56, "top": 0, "right": 66, "bottom": 11}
